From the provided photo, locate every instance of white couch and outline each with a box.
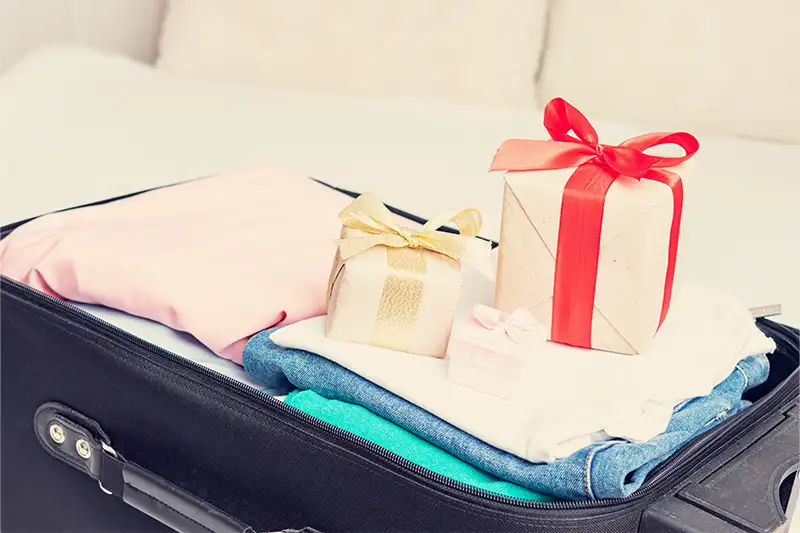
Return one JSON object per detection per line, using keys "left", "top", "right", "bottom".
{"left": 1, "top": 1, "right": 798, "bottom": 330}
{"left": 3, "top": 0, "right": 798, "bottom": 142}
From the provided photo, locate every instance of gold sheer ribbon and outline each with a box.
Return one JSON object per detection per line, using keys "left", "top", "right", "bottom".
{"left": 329, "top": 193, "right": 493, "bottom": 355}
{"left": 336, "top": 193, "right": 493, "bottom": 277}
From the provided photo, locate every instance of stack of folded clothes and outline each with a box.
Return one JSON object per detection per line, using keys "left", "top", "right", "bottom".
{"left": 246, "top": 280, "right": 773, "bottom": 501}
{"left": 0, "top": 100, "right": 779, "bottom": 502}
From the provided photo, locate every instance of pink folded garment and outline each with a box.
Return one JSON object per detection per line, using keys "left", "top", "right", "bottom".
{"left": 0, "top": 166, "right": 353, "bottom": 364}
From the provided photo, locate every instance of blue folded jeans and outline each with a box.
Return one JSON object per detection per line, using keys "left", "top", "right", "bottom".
{"left": 243, "top": 329, "right": 769, "bottom": 500}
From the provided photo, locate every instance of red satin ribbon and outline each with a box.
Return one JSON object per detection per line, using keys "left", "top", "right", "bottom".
{"left": 490, "top": 98, "right": 698, "bottom": 350}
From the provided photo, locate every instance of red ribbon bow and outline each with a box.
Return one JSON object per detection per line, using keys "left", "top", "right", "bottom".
{"left": 490, "top": 98, "right": 699, "bottom": 350}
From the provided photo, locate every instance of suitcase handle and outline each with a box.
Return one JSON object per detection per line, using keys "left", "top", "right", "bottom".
{"left": 34, "top": 403, "right": 319, "bottom": 533}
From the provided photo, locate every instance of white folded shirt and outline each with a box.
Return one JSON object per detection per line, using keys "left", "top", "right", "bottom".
{"left": 270, "top": 270, "right": 775, "bottom": 463}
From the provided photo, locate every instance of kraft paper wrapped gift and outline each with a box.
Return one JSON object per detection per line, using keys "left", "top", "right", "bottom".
{"left": 490, "top": 98, "right": 699, "bottom": 355}
{"left": 447, "top": 305, "right": 547, "bottom": 400}
{"left": 326, "top": 193, "right": 492, "bottom": 358}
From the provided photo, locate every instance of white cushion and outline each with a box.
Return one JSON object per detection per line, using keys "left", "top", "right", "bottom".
{"left": 0, "top": 0, "right": 165, "bottom": 71}
{"left": 156, "top": 0, "right": 547, "bottom": 108}
{"left": 538, "top": 0, "right": 800, "bottom": 143}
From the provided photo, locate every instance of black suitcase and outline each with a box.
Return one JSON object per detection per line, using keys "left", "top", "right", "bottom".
{"left": 2, "top": 184, "right": 798, "bottom": 533}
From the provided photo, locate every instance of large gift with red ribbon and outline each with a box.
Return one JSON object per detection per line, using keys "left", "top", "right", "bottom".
{"left": 490, "top": 98, "right": 699, "bottom": 355}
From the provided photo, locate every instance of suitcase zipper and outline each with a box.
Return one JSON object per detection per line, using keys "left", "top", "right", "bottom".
{"left": 5, "top": 277, "right": 798, "bottom": 512}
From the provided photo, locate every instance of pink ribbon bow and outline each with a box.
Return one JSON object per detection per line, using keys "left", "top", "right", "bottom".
{"left": 471, "top": 305, "right": 541, "bottom": 344}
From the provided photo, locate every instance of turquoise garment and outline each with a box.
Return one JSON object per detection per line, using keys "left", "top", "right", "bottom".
{"left": 284, "top": 390, "right": 555, "bottom": 502}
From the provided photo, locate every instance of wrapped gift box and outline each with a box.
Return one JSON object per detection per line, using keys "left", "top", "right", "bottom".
{"left": 326, "top": 193, "right": 491, "bottom": 358}
{"left": 327, "top": 226, "right": 462, "bottom": 357}
{"left": 491, "top": 98, "right": 699, "bottom": 355}
{"left": 447, "top": 305, "right": 546, "bottom": 400}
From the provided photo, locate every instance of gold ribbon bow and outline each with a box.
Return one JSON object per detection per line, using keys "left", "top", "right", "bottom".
{"left": 336, "top": 193, "right": 494, "bottom": 277}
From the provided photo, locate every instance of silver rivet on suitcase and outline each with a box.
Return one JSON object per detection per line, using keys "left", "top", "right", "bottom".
{"left": 48, "top": 424, "right": 65, "bottom": 444}
{"left": 76, "top": 439, "right": 92, "bottom": 459}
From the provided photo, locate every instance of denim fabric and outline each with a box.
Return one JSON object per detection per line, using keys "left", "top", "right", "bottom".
{"left": 243, "top": 329, "right": 769, "bottom": 500}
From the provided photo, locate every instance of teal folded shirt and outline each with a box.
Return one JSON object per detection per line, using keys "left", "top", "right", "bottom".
{"left": 284, "top": 390, "right": 555, "bottom": 502}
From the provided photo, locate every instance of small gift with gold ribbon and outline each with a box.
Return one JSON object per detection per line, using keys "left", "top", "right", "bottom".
{"left": 326, "top": 193, "right": 493, "bottom": 358}
{"left": 490, "top": 98, "right": 699, "bottom": 355}
{"left": 447, "top": 305, "right": 547, "bottom": 400}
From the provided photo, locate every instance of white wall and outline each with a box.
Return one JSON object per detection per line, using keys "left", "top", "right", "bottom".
{"left": 0, "top": 0, "right": 165, "bottom": 72}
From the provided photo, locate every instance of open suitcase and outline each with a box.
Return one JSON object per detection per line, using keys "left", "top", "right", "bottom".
{"left": 1, "top": 181, "right": 798, "bottom": 533}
